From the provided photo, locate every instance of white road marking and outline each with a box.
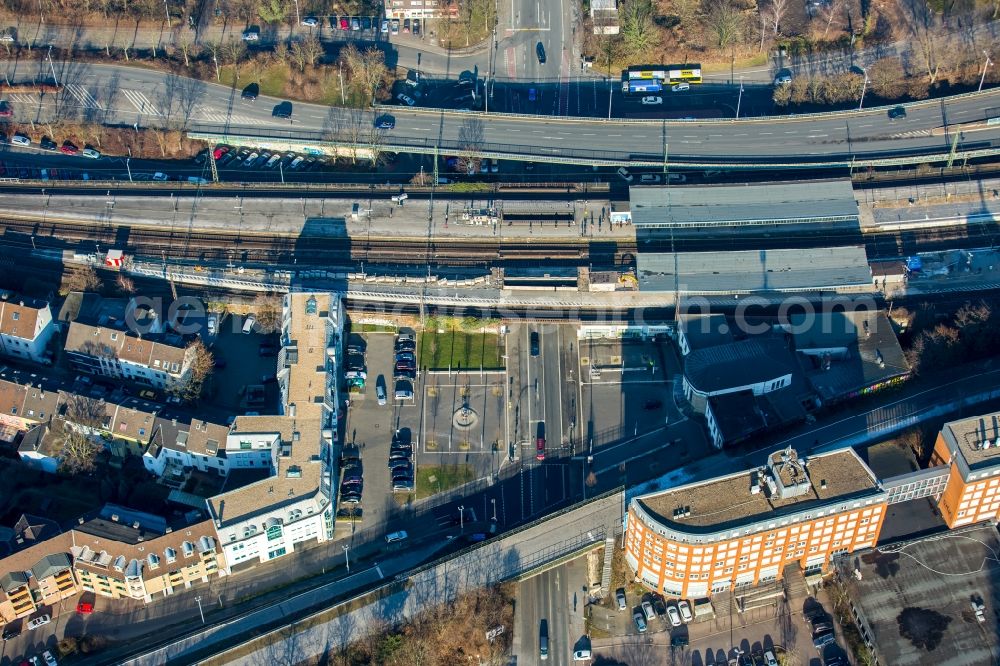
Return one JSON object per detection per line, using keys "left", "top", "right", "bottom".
{"left": 121, "top": 89, "right": 160, "bottom": 116}
{"left": 65, "top": 84, "right": 103, "bottom": 109}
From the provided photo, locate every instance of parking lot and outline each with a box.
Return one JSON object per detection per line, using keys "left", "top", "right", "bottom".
{"left": 343, "top": 330, "right": 420, "bottom": 524}
{"left": 205, "top": 313, "right": 280, "bottom": 420}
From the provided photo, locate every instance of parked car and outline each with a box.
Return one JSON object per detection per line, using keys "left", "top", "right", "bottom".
{"left": 60, "top": 141, "right": 78, "bottom": 155}
{"left": 340, "top": 17, "right": 350, "bottom": 29}
{"left": 301, "top": 16, "right": 319, "bottom": 26}
{"left": 10, "top": 133, "right": 29, "bottom": 146}
{"left": 397, "top": 93, "right": 416, "bottom": 106}
{"left": 265, "top": 154, "right": 281, "bottom": 168}
{"left": 641, "top": 600, "right": 656, "bottom": 621}
{"left": 41, "top": 651, "right": 57, "bottom": 666}
{"left": 289, "top": 156, "right": 304, "bottom": 169}
{"left": 528, "top": 87, "right": 537, "bottom": 102}
{"left": 26, "top": 615, "right": 50, "bottom": 630}
{"left": 671, "top": 82, "right": 690, "bottom": 92}
{"left": 652, "top": 595, "right": 667, "bottom": 616}
{"left": 391, "top": 18, "right": 400, "bottom": 34}
{"left": 242, "top": 27, "right": 260, "bottom": 41}
{"left": 633, "top": 611, "right": 647, "bottom": 633}
{"left": 666, "top": 604, "right": 682, "bottom": 627}
{"left": 813, "top": 631, "right": 836, "bottom": 650}
{"left": 413, "top": 18, "right": 420, "bottom": 34}
{"left": 763, "top": 650, "right": 779, "bottom": 666}
{"left": 615, "top": 588, "right": 627, "bottom": 611}
{"left": 0, "top": 100, "right": 12, "bottom": 117}
{"left": 2, "top": 622, "right": 21, "bottom": 640}
{"left": 535, "top": 434, "right": 545, "bottom": 461}
{"left": 617, "top": 167, "right": 633, "bottom": 182}
{"left": 403, "top": 18, "right": 410, "bottom": 32}
{"left": 678, "top": 599, "right": 693, "bottom": 622}
{"left": 381, "top": 19, "right": 390, "bottom": 32}
{"left": 362, "top": 17, "right": 372, "bottom": 30}
{"left": 640, "top": 96, "right": 662, "bottom": 105}
{"left": 774, "top": 69, "right": 793, "bottom": 85}
{"left": 385, "top": 530, "right": 408, "bottom": 543}
{"left": 40, "top": 136, "right": 57, "bottom": 150}
{"left": 351, "top": 17, "right": 360, "bottom": 30}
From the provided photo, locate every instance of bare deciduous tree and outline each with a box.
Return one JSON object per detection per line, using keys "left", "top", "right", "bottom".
{"left": 63, "top": 265, "right": 102, "bottom": 294}
{"left": 253, "top": 294, "right": 282, "bottom": 332}
{"left": 54, "top": 426, "right": 102, "bottom": 475}
{"left": 172, "top": 339, "right": 214, "bottom": 402}
{"left": 707, "top": 0, "right": 747, "bottom": 50}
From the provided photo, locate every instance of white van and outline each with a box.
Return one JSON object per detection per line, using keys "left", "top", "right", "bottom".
{"left": 242, "top": 314, "right": 256, "bottom": 334}
{"left": 394, "top": 387, "right": 414, "bottom": 401}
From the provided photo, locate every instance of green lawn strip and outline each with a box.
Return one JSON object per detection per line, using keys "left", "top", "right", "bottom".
{"left": 415, "top": 464, "right": 475, "bottom": 500}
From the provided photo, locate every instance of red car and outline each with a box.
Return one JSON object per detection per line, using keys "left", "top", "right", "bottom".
{"left": 60, "top": 142, "right": 78, "bottom": 155}
{"left": 213, "top": 146, "right": 229, "bottom": 160}
{"left": 0, "top": 101, "right": 11, "bottom": 117}
{"left": 76, "top": 601, "right": 94, "bottom": 614}
{"left": 536, "top": 436, "right": 545, "bottom": 461}
{"left": 340, "top": 17, "right": 349, "bottom": 29}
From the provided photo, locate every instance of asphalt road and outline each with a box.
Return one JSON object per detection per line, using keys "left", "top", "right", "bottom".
{"left": 4, "top": 59, "right": 998, "bottom": 166}
{"left": 514, "top": 558, "right": 590, "bottom": 666}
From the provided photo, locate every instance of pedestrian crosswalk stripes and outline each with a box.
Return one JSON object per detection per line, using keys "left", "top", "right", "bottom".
{"left": 65, "top": 84, "right": 103, "bottom": 109}
{"left": 120, "top": 89, "right": 160, "bottom": 116}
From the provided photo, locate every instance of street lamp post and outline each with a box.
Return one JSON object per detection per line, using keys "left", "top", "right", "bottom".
{"left": 342, "top": 544, "right": 350, "bottom": 572}
{"left": 735, "top": 75, "right": 744, "bottom": 119}
{"left": 858, "top": 68, "right": 869, "bottom": 110}
{"left": 491, "top": 498, "right": 496, "bottom": 522}
{"left": 46, "top": 46, "right": 57, "bottom": 87}
{"left": 163, "top": 0, "right": 170, "bottom": 26}
{"left": 980, "top": 51, "right": 993, "bottom": 93}
{"left": 458, "top": 505, "right": 465, "bottom": 532}
{"left": 126, "top": 157, "right": 133, "bottom": 183}
{"left": 194, "top": 596, "right": 205, "bottom": 624}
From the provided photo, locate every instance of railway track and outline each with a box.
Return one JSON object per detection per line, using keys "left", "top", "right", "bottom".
{"left": 1, "top": 215, "right": 998, "bottom": 269}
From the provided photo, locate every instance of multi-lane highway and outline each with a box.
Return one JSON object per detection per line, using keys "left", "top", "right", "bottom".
{"left": 5, "top": 59, "right": 999, "bottom": 167}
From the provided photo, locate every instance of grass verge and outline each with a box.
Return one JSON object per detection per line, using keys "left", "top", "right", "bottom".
{"left": 419, "top": 331, "right": 503, "bottom": 370}
{"left": 416, "top": 464, "right": 476, "bottom": 499}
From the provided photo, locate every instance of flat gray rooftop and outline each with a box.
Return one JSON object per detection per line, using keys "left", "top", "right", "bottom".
{"left": 636, "top": 246, "right": 874, "bottom": 294}
{"left": 629, "top": 179, "right": 859, "bottom": 228}
{"left": 843, "top": 523, "right": 1000, "bottom": 666}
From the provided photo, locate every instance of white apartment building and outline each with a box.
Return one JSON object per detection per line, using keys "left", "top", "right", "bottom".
{"left": 0, "top": 293, "right": 55, "bottom": 365}
{"left": 207, "top": 293, "right": 342, "bottom": 570}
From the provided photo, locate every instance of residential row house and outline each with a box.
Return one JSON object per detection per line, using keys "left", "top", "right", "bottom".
{"left": 0, "top": 293, "right": 55, "bottom": 365}
{"left": 0, "top": 511, "right": 226, "bottom": 622}
{"left": 64, "top": 321, "right": 194, "bottom": 391}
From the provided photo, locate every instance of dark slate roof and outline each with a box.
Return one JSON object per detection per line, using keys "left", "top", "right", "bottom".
{"left": 29, "top": 552, "right": 72, "bottom": 580}
{"left": 630, "top": 179, "right": 859, "bottom": 228}
{"left": 684, "top": 336, "right": 799, "bottom": 394}
{"left": 0, "top": 570, "right": 29, "bottom": 591}
{"left": 678, "top": 314, "right": 733, "bottom": 352}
